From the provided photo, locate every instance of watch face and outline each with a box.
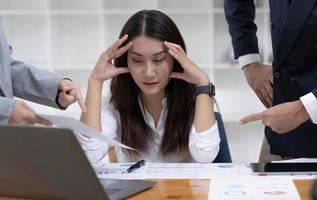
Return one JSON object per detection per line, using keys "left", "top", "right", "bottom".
{"left": 211, "top": 83, "right": 215, "bottom": 96}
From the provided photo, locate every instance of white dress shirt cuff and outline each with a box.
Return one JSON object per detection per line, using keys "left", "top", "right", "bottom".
{"left": 77, "top": 133, "right": 110, "bottom": 164}
{"left": 300, "top": 92, "right": 317, "bottom": 124}
{"left": 238, "top": 53, "right": 261, "bottom": 69}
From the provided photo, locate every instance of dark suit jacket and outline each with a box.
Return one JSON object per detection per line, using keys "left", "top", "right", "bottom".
{"left": 225, "top": 0, "right": 317, "bottom": 157}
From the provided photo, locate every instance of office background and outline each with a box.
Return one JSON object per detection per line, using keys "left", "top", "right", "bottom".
{"left": 0, "top": 0, "right": 271, "bottom": 162}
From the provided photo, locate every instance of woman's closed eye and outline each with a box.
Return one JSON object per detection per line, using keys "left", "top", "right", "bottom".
{"left": 153, "top": 57, "right": 166, "bottom": 63}
{"left": 132, "top": 58, "right": 143, "bottom": 63}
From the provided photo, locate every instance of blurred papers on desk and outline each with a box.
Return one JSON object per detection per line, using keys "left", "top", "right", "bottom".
{"left": 208, "top": 175, "right": 300, "bottom": 200}
{"left": 145, "top": 163, "right": 253, "bottom": 179}
{"left": 94, "top": 163, "right": 148, "bottom": 180}
{"left": 94, "top": 163, "right": 252, "bottom": 180}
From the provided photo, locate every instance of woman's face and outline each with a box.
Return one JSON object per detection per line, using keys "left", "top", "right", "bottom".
{"left": 127, "top": 35, "right": 174, "bottom": 98}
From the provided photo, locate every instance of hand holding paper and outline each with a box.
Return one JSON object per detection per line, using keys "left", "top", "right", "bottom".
{"left": 40, "top": 114, "right": 135, "bottom": 150}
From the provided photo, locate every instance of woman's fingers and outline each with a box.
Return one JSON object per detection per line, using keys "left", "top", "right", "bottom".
{"left": 165, "top": 41, "right": 186, "bottom": 54}
{"left": 165, "top": 41, "right": 209, "bottom": 86}
{"left": 167, "top": 48, "right": 181, "bottom": 61}
{"left": 164, "top": 41, "right": 188, "bottom": 67}
{"left": 115, "top": 42, "right": 132, "bottom": 58}
{"left": 164, "top": 41, "right": 179, "bottom": 53}
{"left": 105, "top": 34, "right": 129, "bottom": 61}
{"left": 108, "top": 34, "right": 128, "bottom": 51}
{"left": 165, "top": 42, "right": 182, "bottom": 62}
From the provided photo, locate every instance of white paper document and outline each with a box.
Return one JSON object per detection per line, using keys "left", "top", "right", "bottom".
{"left": 207, "top": 163, "right": 252, "bottom": 176}
{"left": 208, "top": 175, "right": 301, "bottom": 200}
{"left": 146, "top": 163, "right": 210, "bottom": 179}
{"left": 94, "top": 163, "right": 148, "bottom": 180}
{"left": 40, "top": 114, "right": 135, "bottom": 150}
{"left": 93, "top": 163, "right": 253, "bottom": 180}
{"left": 146, "top": 163, "right": 252, "bottom": 179}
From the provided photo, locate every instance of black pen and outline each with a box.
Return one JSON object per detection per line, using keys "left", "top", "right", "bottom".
{"left": 127, "top": 160, "right": 145, "bottom": 173}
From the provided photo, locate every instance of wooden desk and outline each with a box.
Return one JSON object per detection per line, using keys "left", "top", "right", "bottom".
{"left": 128, "top": 179, "right": 315, "bottom": 200}
{"left": 0, "top": 179, "right": 314, "bottom": 200}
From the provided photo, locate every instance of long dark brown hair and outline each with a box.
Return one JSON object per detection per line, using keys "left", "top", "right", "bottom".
{"left": 110, "top": 10, "right": 195, "bottom": 156}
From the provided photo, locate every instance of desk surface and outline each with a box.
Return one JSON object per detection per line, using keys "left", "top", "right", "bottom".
{"left": 128, "top": 179, "right": 315, "bottom": 200}
{"left": 0, "top": 179, "right": 314, "bottom": 200}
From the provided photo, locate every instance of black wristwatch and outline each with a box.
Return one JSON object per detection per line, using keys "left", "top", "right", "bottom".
{"left": 195, "top": 83, "right": 215, "bottom": 97}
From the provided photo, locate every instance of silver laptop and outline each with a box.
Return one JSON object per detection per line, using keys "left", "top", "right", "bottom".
{"left": 0, "top": 125, "right": 154, "bottom": 200}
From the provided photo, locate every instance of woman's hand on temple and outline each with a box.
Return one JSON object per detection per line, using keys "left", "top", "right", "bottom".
{"left": 90, "top": 34, "right": 132, "bottom": 82}
{"left": 164, "top": 41, "right": 210, "bottom": 86}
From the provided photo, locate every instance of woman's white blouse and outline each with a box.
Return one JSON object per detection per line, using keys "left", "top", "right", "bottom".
{"left": 79, "top": 97, "right": 220, "bottom": 164}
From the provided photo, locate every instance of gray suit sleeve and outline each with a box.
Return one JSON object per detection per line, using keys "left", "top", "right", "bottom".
{"left": 0, "top": 96, "right": 15, "bottom": 124}
{"left": 10, "top": 58, "right": 63, "bottom": 109}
